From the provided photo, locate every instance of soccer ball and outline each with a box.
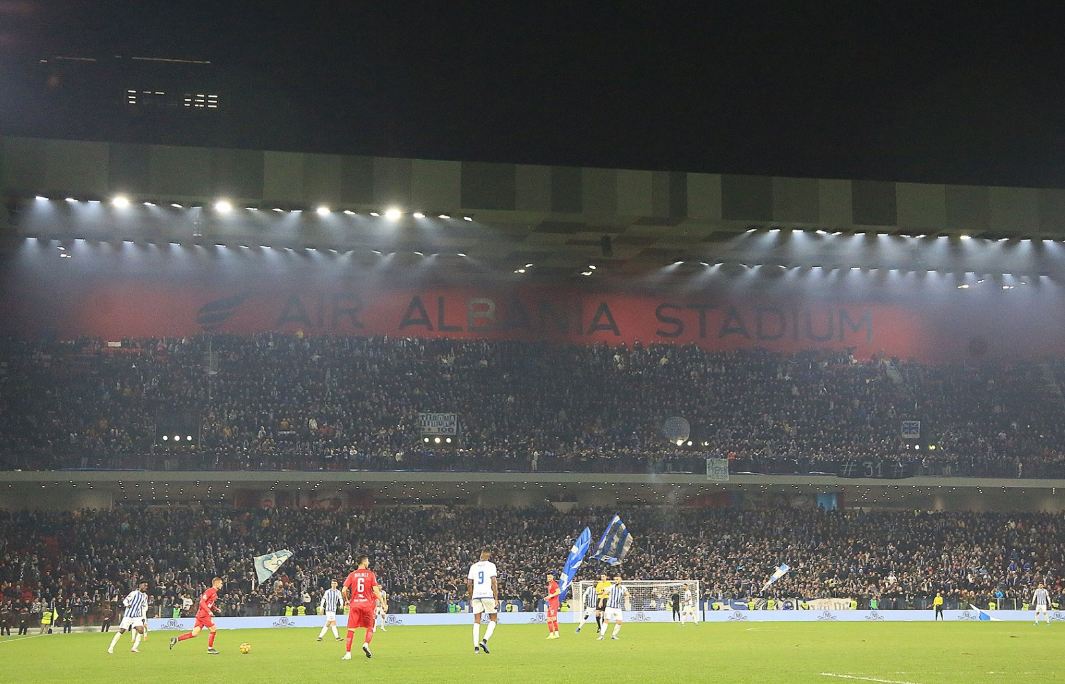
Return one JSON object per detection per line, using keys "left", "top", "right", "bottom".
{"left": 239, "top": 642, "right": 252, "bottom": 654}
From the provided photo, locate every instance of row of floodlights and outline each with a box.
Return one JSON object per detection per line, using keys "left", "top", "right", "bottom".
{"left": 36, "top": 195, "right": 475, "bottom": 222}
{"left": 162, "top": 435, "right": 194, "bottom": 442}
{"left": 422, "top": 436, "right": 454, "bottom": 444}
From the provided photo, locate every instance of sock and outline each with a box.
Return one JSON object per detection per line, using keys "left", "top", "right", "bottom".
{"left": 472, "top": 623, "right": 481, "bottom": 647}
{"left": 109, "top": 632, "right": 122, "bottom": 650}
{"left": 345, "top": 630, "right": 355, "bottom": 652}
{"left": 596, "top": 615, "right": 602, "bottom": 630}
{"left": 364, "top": 627, "right": 374, "bottom": 646}
{"left": 132, "top": 632, "right": 142, "bottom": 649}
{"left": 331, "top": 624, "right": 339, "bottom": 638}
{"left": 207, "top": 632, "right": 216, "bottom": 648}
{"left": 484, "top": 621, "right": 496, "bottom": 641}
{"left": 177, "top": 632, "right": 195, "bottom": 641}
{"left": 318, "top": 625, "right": 328, "bottom": 638}
{"left": 613, "top": 623, "right": 621, "bottom": 637}
{"left": 577, "top": 615, "right": 587, "bottom": 628}
{"left": 599, "top": 621, "right": 607, "bottom": 636}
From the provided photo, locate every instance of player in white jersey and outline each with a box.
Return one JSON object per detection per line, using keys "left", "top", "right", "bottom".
{"left": 680, "top": 584, "right": 697, "bottom": 624}
{"left": 375, "top": 589, "right": 389, "bottom": 632}
{"left": 1033, "top": 583, "right": 1051, "bottom": 624}
{"left": 108, "top": 580, "right": 149, "bottom": 654}
{"left": 467, "top": 550, "right": 498, "bottom": 654}
{"left": 598, "top": 575, "right": 630, "bottom": 641}
{"left": 318, "top": 580, "right": 344, "bottom": 641}
{"left": 576, "top": 584, "right": 598, "bottom": 633}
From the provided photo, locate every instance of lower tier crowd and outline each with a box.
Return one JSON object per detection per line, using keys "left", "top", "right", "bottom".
{"left": 0, "top": 505, "right": 1062, "bottom": 625}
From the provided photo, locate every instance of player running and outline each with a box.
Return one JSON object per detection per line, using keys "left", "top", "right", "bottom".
{"left": 576, "top": 583, "right": 598, "bottom": 633}
{"left": 108, "top": 580, "right": 149, "bottom": 654}
{"left": 317, "top": 579, "right": 344, "bottom": 642}
{"left": 598, "top": 574, "right": 630, "bottom": 641}
{"left": 545, "top": 573, "right": 561, "bottom": 639}
{"left": 341, "top": 556, "right": 386, "bottom": 660}
{"left": 169, "top": 577, "right": 223, "bottom": 654}
{"left": 1033, "top": 583, "right": 1051, "bottom": 625}
{"left": 467, "top": 550, "right": 498, "bottom": 654}
{"left": 375, "top": 589, "right": 389, "bottom": 632}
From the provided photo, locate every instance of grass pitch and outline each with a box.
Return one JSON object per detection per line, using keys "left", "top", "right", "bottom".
{"left": 2, "top": 622, "right": 1060, "bottom": 683}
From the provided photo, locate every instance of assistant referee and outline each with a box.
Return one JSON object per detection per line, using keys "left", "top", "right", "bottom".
{"left": 933, "top": 591, "right": 944, "bottom": 620}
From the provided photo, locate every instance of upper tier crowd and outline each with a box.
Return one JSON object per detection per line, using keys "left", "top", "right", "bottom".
{"left": 2, "top": 334, "right": 1065, "bottom": 478}
{"left": 0, "top": 506, "right": 1061, "bottom": 622}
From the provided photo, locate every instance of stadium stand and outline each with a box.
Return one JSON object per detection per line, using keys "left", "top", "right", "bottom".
{"left": 0, "top": 506, "right": 1061, "bottom": 625}
{"left": 1, "top": 335, "right": 1065, "bottom": 477}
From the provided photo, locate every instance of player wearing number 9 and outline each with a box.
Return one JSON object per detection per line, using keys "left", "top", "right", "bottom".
{"left": 467, "top": 550, "right": 499, "bottom": 654}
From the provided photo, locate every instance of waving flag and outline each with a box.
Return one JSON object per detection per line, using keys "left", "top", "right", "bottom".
{"left": 760, "top": 563, "right": 791, "bottom": 592}
{"left": 591, "top": 515, "right": 633, "bottom": 566}
{"left": 253, "top": 549, "right": 294, "bottom": 585}
{"left": 558, "top": 527, "right": 592, "bottom": 602}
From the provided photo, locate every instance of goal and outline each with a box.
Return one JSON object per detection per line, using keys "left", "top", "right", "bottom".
{"left": 569, "top": 579, "right": 701, "bottom": 623}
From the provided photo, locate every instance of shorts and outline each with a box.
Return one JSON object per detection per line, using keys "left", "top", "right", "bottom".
{"left": 347, "top": 605, "right": 374, "bottom": 629}
{"left": 324, "top": 611, "right": 338, "bottom": 622}
{"left": 583, "top": 606, "right": 597, "bottom": 616}
{"left": 194, "top": 614, "right": 215, "bottom": 629}
{"left": 1036, "top": 605, "right": 1049, "bottom": 614}
{"left": 118, "top": 617, "right": 143, "bottom": 631}
{"left": 604, "top": 607, "right": 623, "bottom": 622}
{"left": 546, "top": 604, "right": 559, "bottom": 620}
{"left": 471, "top": 598, "right": 497, "bottom": 615}
{"left": 596, "top": 598, "right": 608, "bottom": 611}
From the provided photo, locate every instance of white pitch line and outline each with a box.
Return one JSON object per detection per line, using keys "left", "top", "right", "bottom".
{"left": 0, "top": 633, "right": 50, "bottom": 645}
{"left": 820, "top": 673, "right": 921, "bottom": 684}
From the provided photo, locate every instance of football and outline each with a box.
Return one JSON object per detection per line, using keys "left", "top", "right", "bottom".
{"left": 239, "top": 642, "right": 252, "bottom": 654}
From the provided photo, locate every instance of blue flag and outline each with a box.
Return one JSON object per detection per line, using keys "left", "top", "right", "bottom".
{"left": 252, "top": 549, "right": 293, "bottom": 585}
{"left": 558, "top": 527, "right": 592, "bottom": 602}
{"left": 760, "top": 563, "right": 791, "bottom": 592}
{"left": 591, "top": 515, "right": 633, "bottom": 566}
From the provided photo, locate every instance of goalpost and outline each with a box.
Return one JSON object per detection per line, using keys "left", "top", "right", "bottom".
{"left": 569, "top": 579, "right": 701, "bottom": 623}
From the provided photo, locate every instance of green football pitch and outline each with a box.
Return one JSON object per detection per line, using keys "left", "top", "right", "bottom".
{"left": 2, "top": 622, "right": 1060, "bottom": 683}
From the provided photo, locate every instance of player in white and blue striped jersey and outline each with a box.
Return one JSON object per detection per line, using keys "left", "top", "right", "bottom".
{"left": 107, "top": 580, "right": 149, "bottom": 654}
{"left": 576, "top": 584, "right": 598, "bottom": 633}
{"left": 1033, "top": 583, "right": 1051, "bottom": 625}
{"left": 317, "top": 580, "right": 344, "bottom": 641}
{"left": 598, "top": 575, "right": 630, "bottom": 641}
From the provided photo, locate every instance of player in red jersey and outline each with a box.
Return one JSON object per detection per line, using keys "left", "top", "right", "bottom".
{"left": 341, "top": 556, "right": 386, "bottom": 661}
{"left": 169, "top": 577, "right": 223, "bottom": 654}
{"left": 545, "top": 573, "right": 561, "bottom": 639}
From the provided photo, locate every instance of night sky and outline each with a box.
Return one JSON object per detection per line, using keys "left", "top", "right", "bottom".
{"left": 3, "top": 2, "right": 1065, "bottom": 186}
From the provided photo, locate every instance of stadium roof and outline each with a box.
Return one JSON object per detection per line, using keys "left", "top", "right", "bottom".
{"left": 4, "top": 135, "right": 1065, "bottom": 278}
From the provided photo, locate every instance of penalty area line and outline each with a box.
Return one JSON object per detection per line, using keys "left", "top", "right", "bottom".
{"left": 820, "top": 673, "right": 921, "bottom": 684}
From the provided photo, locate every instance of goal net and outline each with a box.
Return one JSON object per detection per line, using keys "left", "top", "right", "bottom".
{"left": 569, "top": 579, "right": 701, "bottom": 623}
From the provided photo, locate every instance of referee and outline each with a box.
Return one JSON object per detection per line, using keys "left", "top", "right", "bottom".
{"left": 671, "top": 591, "right": 681, "bottom": 622}
{"left": 594, "top": 573, "right": 612, "bottom": 632}
{"left": 933, "top": 591, "right": 944, "bottom": 620}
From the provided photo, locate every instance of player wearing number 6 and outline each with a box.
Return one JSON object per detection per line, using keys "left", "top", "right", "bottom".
{"left": 467, "top": 550, "right": 498, "bottom": 654}
{"left": 341, "top": 556, "right": 386, "bottom": 661}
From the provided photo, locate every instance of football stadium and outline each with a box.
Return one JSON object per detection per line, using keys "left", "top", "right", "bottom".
{"left": 4, "top": 8, "right": 1065, "bottom": 684}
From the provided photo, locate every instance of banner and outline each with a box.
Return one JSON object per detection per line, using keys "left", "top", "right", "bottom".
{"left": 417, "top": 413, "right": 458, "bottom": 436}
{"left": 901, "top": 421, "right": 921, "bottom": 439}
{"left": 252, "top": 549, "right": 293, "bottom": 585}
{"left": 706, "top": 458, "right": 729, "bottom": 482}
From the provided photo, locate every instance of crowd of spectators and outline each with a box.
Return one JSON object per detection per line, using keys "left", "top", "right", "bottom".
{"left": 2, "top": 335, "right": 1065, "bottom": 478}
{"left": 1, "top": 505, "right": 1062, "bottom": 626}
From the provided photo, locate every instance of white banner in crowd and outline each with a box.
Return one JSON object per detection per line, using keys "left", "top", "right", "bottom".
{"left": 417, "top": 413, "right": 458, "bottom": 435}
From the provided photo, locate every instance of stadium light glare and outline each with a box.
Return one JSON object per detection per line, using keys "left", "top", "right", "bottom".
{"left": 580, "top": 271, "right": 593, "bottom": 276}
{"left": 463, "top": 216, "right": 473, "bottom": 222}
{"left": 385, "top": 207, "right": 402, "bottom": 221}
{"left": 316, "top": 205, "right": 330, "bottom": 216}
{"left": 457, "top": 253, "right": 467, "bottom": 257}
{"left": 111, "top": 195, "right": 130, "bottom": 208}
{"left": 272, "top": 207, "right": 284, "bottom": 212}
{"left": 960, "top": 234, "right": 971, "bottom": 240}
{"left": 413, "top": 211, "right": 425, "bottom": 219}
{"left": 186, "top": 435, "right": 193, "bottom": 441}
{"left": 35, "top": 195, "right": 48, "bottom": 201}
{"left": 65, "top": 197, "right": 77, "bottom": 203}
{"left": 162, "top": 435, "right": 168, "bottom": 441}
{"left": 423, "top": 437, "right": 429, "bottom": 443}
{"left": 433, "top": 437, "right": 442, "bottom": 444}
{"left": 369, "top": 211, "right": 380, "bottom": 217}
{"left": 675, "top": 439, "right": 684, "bottom": 446}
{"left": 445, "top": 437, "right": 452, "bottom": 444}
{"left": 514, "top": 268, "right": 526, "bottom": 274}
{"left": 588, "top": 264, "right": 597, "bottom": 270}
{"left": 438, "top": 213, "right": 451, "bottom": 219}
{"left": 173, "top": 435, "right": 181, "bottom": 441}
{"left": 343, "top": 210, "right": 356, "bottom": 215}
{"left": 170, "top": 203, "right": 183, "bottom": 208}
{"left": 214, "top": 199, "right": 233, "bottom": 214}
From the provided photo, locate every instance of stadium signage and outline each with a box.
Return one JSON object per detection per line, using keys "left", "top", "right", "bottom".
{"left": 417, "top": 412, "right": 458, "bottom": 435}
